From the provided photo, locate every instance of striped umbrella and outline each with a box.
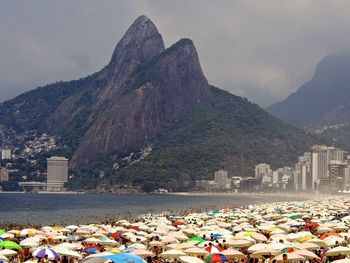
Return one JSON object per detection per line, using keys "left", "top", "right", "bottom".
{"left": 205, "top": 253, "right": 229, "bottom": 263}
{"left": 33, "top": 247, "right": 59, "bottom": 260}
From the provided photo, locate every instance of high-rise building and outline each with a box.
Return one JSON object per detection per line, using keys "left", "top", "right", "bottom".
{"left": 311, "top": 145, "right": 328, "bottom": 190}
{"left": 255, "top": 163, "right": 272, "bottom": 179}
{"left": 214, "top": 170, "right": 230, "bottom": 190}
{"left": 328, "top": 147, "right": 345, "bottom": 162}
{"left": 46, "top": 156, "right": 68, "bottom": 192}
{"left": 328, "top": 161, "right": 346, "bottom": 192}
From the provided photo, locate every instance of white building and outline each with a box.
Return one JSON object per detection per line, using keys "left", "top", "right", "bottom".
{"left": 1, "top": 149, "right": 11, "bottom": 160}
{"left": 214, "top": 170, "right": 230, "bottom": 190}
{"left": 0, "top": 167, "right": 9, "bottom": 181}
{"left": 311, "top": 145, "right": 328, "bottom": 190}
{"left": 47, "top": 156, "right": 68, "bottom": 192}
{"left": 255, "top": 163, "right": 272, "bottom": 179}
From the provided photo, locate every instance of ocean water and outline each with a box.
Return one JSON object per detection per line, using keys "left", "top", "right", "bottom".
{"left": 0, "top": 193, "right": 308, "bottom": 225}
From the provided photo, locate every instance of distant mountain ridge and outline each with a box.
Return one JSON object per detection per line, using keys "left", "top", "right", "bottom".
{"left": 266, "top": 51, "right": 350, "bottom": 147}
{"left": 0, "top": 16, "right": 317, "bottom": 190}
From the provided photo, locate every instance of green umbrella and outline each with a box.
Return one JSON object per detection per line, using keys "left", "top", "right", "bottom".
{"left": 0, "top": 229, "right": 5, "bottom": 235}
{"left": 290, "top": 215, "right": 299, "bottom": 219}
{"left": 187, "top": 237, "right": 205, "bottom": 243}
{"left": 0, "top": 241, "right": 21, "bottom": 250}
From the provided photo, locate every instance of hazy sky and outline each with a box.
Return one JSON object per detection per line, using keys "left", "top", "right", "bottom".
{"left": 1, "top": 1, "right": 350, "bottom": 107}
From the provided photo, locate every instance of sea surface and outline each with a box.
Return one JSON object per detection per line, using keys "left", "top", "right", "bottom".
{"left": 0, "top": 193, "right": 310, "bottom": 225}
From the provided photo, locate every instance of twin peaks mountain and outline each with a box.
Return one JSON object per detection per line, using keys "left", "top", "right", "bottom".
{"left": 267, "top": 52, "right": 350, "bottom": 147}
{"left": 0, "top": 16, "right": 315, "bottom": 190}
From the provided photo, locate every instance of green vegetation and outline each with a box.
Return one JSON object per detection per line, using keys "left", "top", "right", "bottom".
{"left": 0, "top": 73, "right": 106, "bottom": 133}
{"left": 106, "top": 86, "right": 317, "bottom": 191}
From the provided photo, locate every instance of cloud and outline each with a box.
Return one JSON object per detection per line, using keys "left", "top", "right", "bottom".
{"left": 1, "top": 1, "right": 350, "bottom": 106}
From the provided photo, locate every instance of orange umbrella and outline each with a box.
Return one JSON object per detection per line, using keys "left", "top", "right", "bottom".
{"left": 320, "top": 232, "right": 339, "bottom": 240}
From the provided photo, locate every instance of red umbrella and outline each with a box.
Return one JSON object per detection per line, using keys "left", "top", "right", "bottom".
{"left": 320, "top": 233, "right": 339, "bottom": 240}
{"left": 111, "top": 231, "right": 123, "bottom": 240}
{"left": 131, "top": 226, "right": 140, "bottom": 232}
{"left": 172, "top": 221, "right": 185, "bottom": 227}
{"left": 205, "top": 246, "right": 223, "bottom": 253}
{"left": 305, "top": 222, "right": 319, "bottom": 230}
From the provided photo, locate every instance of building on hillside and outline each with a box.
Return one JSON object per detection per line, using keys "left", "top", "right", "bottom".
{"left": 46, "top": 156, "right": 68, "bottom": 192}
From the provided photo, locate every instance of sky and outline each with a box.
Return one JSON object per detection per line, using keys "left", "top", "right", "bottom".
{"left": 1, "top": 1, "right": 350, "bottom": 107}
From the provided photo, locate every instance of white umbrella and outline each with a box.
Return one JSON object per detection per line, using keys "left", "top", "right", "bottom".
{"left": 326, "top": 246, "right": 350, "bottom": 256}
{"left": 130, "top": 249, "right": 154, "bottom": 258}
{"left": 56, "top": 248, "right": 82, "bottom": 259}
{"left": 273, "top": 252, "right": 305, "bottom": 262}
{"left": 160, "top": 249, "right": 187, "bottom": 260}
{"left": 0, "top": 249, "right": 18, "bottom": 257}
{"left": 179, "top": 256, "right": 205, "bottom": 263}
{"left": 184, "top": 247, "right": 209, "bottom": 256}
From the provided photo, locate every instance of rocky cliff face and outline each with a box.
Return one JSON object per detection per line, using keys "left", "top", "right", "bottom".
{"left": 42, "top": 16, "right": 213, "bottom": 169}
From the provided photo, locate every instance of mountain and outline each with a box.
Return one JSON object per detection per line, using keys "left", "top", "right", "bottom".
{"left": 0, "top": 16, "right": 317, "bottom": 191}
{"left": 266, "top": 52, "right": 350, "bottom": 146}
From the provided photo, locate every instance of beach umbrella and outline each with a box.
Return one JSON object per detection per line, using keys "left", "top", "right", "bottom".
{"left": 0, "top": 241, "right": 21, "bottom": 250}
{"left": 320, "top": 232, "right": 339, "bottom": 240}
{"left": 55, "top": 248, "right": 82, "bottom": 259}
{"left": 187, "top": 237, "right": 205, "bottom": 244}
{"left": 294, "top": 249, "right": 319, "bottom": 259}
{"left": 160, "top": 249, "right": 187, "bottom": 259}
{"left": 272, "top": 252, "right": 305, "bottom": 262}
{"left": 130, "top": 249, "right": 154, "bottom": 258}
{"left": 184, "top": 247, "right": 209, "bottom": 256}
{"left": 251, "top": 248, "right": 281, "bottom": 259}
{"left": 205, "top": 253, "right": 229, "bottom": 262}
{"left": 179, "top": 256, "right": 205, "bottom": 263}
{"left": 83, "top": 245, "right": 102, "bottom": 254}
{"left": 280, "top": 247, "right": 300, "bottom": 253}
{"left": 205, "top": 246, "right": 222, "bottom": 254}
{"left": 325, "top": 246, "right": 350, "bottom": 256}
{"left": 0, "top": 249, "right": 17, "bottom": 257}
{"left": 251, "top": 233, "right": 267, "bottom": 242}
{"left": 33, "top": 247, "right": 59, "bottom": 260}
{"left": 248, "top": 244, "right": 268, "bottom": 253}
{"left": 104, "top": 253, "right": 146, "bottom": 263}
{"left": 307, "top": 238, "right": 327, "bottom": 247}
{"left": 20, "top": 237, "right": 40, "bottom": 247}
{"left": 0, "top": 254, "right": 8, "bottom": 263}
{"left": 333, "top": 259, "right": 350, "bottom": 263}
{"left": 221, "top": 249, "right": 246, "bottom": 259}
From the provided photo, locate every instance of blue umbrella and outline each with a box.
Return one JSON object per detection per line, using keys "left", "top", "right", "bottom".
{"left": 104, "top": 253, "right": 146, "bottom": 263}
{"left": 33, "top": 247, "right": 59, "bottom": 260}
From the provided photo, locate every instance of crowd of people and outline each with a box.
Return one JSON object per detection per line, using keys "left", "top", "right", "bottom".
{"left": 1, "top": 197, "right": 350, "bottom": 263}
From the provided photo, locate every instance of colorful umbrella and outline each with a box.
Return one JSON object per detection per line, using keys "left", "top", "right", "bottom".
{"left": 205, "top": 253, "right": 229, "bottom": 263}
{"left": 0, "top": 241, "right": 21, "bottom": 250}
{"left": 320, "top": 232, "right": 339, "bottom": 240}
{"left": 280, "top": 247, "right": 300, "bottom": 253}
{"left": 104, "top": 253, "right": 146, "bottom": 263}
{"left": 83, "top": 245, "right": 102, "bottom": 254}
{"left": 33, "top": 247, "right": 59, "bottom": 260}
{"left": 187, "top": 237, "right": 205, "bottom": 244}
{"left": 205, "top": 246, "right": 223, "bottom": 253}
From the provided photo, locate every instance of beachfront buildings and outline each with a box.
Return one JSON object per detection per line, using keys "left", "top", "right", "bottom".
{"left": 195, "top": 169, "right": 234, "bottom": 191}
{"left": 0, "top": 167, "right": 9, "bottom": 181}
{"left": 1, "top": 149, "right": 12, "bottom": 160}
{"left": 46, "top": 156, "right": 68, "bottom": 192}
{"left": 259, "top": 144, "right": 350, "bottom": 193}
